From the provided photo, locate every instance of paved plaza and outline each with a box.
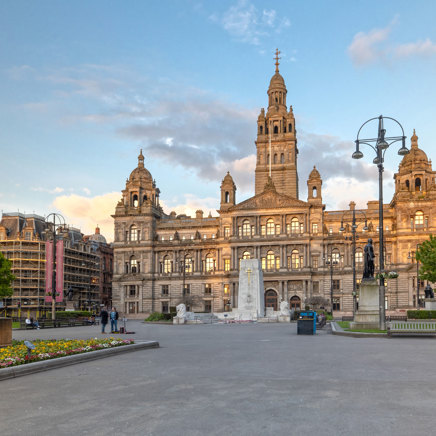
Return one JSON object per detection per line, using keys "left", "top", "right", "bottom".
{"left": 2, "top": 322, "right": 436, "bottom": 435}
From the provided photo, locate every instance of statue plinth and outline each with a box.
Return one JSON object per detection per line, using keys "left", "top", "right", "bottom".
{"left": 424, "top": 299, "right": 436, "bottom": 310}
{"left": 350, "top": 278, "right": 380, "bottom": 330}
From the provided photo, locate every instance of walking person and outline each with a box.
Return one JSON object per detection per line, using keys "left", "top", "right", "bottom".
{"left": 110, "top": 307, "right": 118, "bottom": 333}
{"left": 100, "top": 307, "right": 109, "bottom": 334}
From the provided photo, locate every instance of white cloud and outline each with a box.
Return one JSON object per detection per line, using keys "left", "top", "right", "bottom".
{"left": 323, "top": 177, "right": 378, "bottom": 211}
{"left": 31, "top": 186, "right": 65, "bottom": 194}
{"left": 83, "top": 188, "right": 91, "bottom": 195}
{"left": 160, "top": 193, "right": 220, "bottom": 218}
{"left": 53, "top": 192, "right": 120, "bottom": 242}
{"left": 211, "top": 0, "right": 290, "bottom": 46}
{"left": 348, "top": 18, "right": 436, "bottom": 67}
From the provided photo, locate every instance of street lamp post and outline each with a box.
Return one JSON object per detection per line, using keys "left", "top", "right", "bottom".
{"left": 352, "top": 115, "right": 409, "bottom": 329}
{"left": 340, "top": 209, "right": 368, "bottom": 316}
{"left": 408, "top": 245, "right": 421, "bottom": 308}
{"left": 325, "top": 246, "right": 339, "bottom": 316}
{"left": 46, "top": 213, "right": 65, "bottom": 321}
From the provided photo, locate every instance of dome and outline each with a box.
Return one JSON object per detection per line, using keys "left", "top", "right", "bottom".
{"left": 399, "top": 130, "right": 429, "bottom": 172}
{"left": 309, "top": 166, "right": 321, "bottom": 179}
{"left": 89, "top": 226, "right": 107, "bottom": 244}
{"left": 222, "top": 171, "right": 234, "bottom": 184}
{"left": 268, "top": 72, "right": 286, "bottom": 91}
{"left": 129, "top": 150, "right": 153, "bottom": 183}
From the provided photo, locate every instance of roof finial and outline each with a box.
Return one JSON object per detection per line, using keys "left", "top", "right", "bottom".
{"left": 274, "top": 48, "right": 281, "bottom": 73}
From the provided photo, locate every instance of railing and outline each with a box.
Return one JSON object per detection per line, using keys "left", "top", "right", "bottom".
{"left": 387, "top": 320, "right": 436, "bottom": 336}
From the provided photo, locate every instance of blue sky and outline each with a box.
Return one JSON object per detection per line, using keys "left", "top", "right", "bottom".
{"left": 1, "top": 0, "right": 436, "bottom": 240}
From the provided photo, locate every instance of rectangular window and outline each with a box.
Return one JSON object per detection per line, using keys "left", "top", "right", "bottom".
{"left": 275, "top": 257, "right": 280, "bottom": 269}
{"left": 224, "top": 227, "right": 230, "bottom": 238}
{"left": 205, "top": 284, "right": 212, "bottom": 294}
{"left": 329, "top": 227, "right": 333, "bottom": 235}
{"left": 204, "top": 300, "right": 212, "bottom": 313}
{"left": 275, "top": 224, "right": 281, "bottom": 235}
{"left": 332, "top": 280, "right": 340, "bottom": 291}
{"left": 224, "top": 259, "right": 230, "bottom": 272}
{"left": 238, "top": 227, "right": 242, "bottom": 236}
{"left": 286, "top": 224, "right": 291, "bottom": 234}
{"left": 261, "top": 225, "right": 266, "bottom": 236}
{"left": 129, "top": 285, "right": 136, "bottom": 296}
{"left": 261, "top": 257, "right": 266, "bottom": 270}
{"left": 162, "top": 301, "right": 169, "bottom": 313}
{"left": 313, "top": 281, "right": 319, "bottom": 293}
{"left": 312, "top": 256, "right": 318, "bottom": 269}
{"left": 312, "top": 223, "right": 318, "bottom": 234}
{"left": 300, "top": 224, "right": 304, "bottom": 233}
{"left": 25, "top": 232, "right": 31, "bottom": 240}
{"left": 251, "top": 225, "right": 255, "bottom": 236}
{"left": 333, "top": 298, "right": 341, "bottom": 311}
{"left": 183, "top": 284, "right": 191, "bottom": 295}
{"left": 161, "top": 285, "right": 169, "bottom": 295}
{"left": 223, "top": 284, "right": 230, "bottom": 295}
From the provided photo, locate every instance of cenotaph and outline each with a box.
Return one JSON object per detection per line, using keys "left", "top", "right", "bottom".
{"left": 235, "top": 259, "right": 264, "bottom": 320}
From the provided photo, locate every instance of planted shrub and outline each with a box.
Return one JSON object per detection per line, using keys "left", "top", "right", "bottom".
{"left": 407, "top": 310, "right": 436, "bottom": 319}
{"left": 55, "top": 311, "right": 91, "bottom": 319}
{"left": 145, "top": 312, "right": 170, "bottom": 322}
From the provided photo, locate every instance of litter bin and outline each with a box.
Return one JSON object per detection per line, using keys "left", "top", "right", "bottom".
{"left": 297, "top": 311, "right": 317, "bottom": 335}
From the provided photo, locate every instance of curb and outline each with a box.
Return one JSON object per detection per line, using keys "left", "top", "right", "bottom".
{"left": 0, "top": 340, "right": 159, "bottom": 381}
{"left": 331, "top": 322, "right": 387, "bottom": 338}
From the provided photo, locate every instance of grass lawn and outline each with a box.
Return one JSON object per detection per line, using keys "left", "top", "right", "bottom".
{"left": 12, "top": 322, "right": 20, "bottom": 329}
{"left": 336, "top": 321, "right": 387, "bottom": 334}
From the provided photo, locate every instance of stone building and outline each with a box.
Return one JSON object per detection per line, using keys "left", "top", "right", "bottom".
{"left": 0, "top": 214, "right": 113, "bottom": 317}
{"left": 111, "top": 60, "right": 436, "bottom": 318}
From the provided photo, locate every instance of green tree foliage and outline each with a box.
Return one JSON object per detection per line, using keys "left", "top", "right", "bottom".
{"left": 0, "top": 251, "right": 15, "bottom": 298}
{"left": 416, "top": 235, "right": 436, "bottom": 283}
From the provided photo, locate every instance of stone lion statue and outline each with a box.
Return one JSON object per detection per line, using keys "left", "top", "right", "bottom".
{"left": 280, "top": 300, "right": 290, "bottom": 316}
{"left": 176, "top": 303, "right": 187, "bottom": 319}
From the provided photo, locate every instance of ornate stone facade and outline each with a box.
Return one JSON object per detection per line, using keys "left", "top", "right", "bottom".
{"left": 112, "top": 60, "right": 436, "bottom": 318}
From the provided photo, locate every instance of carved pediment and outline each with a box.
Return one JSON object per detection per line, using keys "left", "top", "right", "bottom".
{"left": 228, "top": 190, "right": 307, "bottom": 211}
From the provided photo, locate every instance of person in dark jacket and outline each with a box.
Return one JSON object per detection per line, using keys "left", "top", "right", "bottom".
{"left": 100, "top": 307, "right": 109, "bottom": 333}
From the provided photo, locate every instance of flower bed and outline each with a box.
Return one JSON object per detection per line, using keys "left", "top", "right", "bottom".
{"left": 0, "top": 338, "right": 134, "bottom": 368}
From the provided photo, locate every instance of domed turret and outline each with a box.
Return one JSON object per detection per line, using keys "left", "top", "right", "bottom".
{"left": 220, "top": 171, "right": 236, "bottom": 210}
{"left": 129, "top": 150, "right": 153, "bottom": 184}
{"left": 307, "top": 166, "right": 322, "bottom": 203}
{"left": 267, "top": 49, "right": 287, "bottom": 112}
{"left": 399, "top": 130, "right": 430, "bottom": 173}
{"left": 89, "top": 225, "right": 107, "bottom": 244}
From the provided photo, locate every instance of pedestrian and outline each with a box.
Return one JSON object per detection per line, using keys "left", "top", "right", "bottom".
{"left": 110, "top": 307, "right": 119, "bottom": 333}
{"left": 100, "top": 307, "right": 109, "bottom": 334}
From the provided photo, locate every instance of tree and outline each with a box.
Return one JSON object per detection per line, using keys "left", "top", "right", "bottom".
{"left": 305, "top": 296, "right": 329, "bottom": 310}
{"left": 0, "top": 252, "right": 15, "bottom": 298}
{"left": 416, "top": 235, "right": 436, "bottom": 284}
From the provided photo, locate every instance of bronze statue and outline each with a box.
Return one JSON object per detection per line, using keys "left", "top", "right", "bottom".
{"left": 425, "top": 284, "right": 434, "bottom": 299}
{"left": 363, "top": 238, "right": 375, "bottom": 279}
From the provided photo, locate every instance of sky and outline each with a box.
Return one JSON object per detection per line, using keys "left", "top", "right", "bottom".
{"left": 1, "top": 0, "right": 436, "bottom": 242}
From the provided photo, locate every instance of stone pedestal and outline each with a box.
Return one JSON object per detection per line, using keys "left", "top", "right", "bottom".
{"left": 278, "top": 315, "right": 291, "bottom": 323}
{"left": 173, "top": 317, "right": 186, "bottom": 325}
{"left": 232, "top": 259, "right": 264, "bottom": 320}
{"left": 0, "top": 318, "right": 12, "bottom": 347}
{"left": 425, "top": 299, "right": 436, "bottom": 310}
{"left": 350, "top": 279, "right": 380, "bottom": 330}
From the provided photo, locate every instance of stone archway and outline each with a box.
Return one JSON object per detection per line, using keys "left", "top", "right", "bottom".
{"left": 265, "top": 289, "right": 278, "bottom": 311}
{"left": 290, "top": 295, "right": 301, "bottom": 310}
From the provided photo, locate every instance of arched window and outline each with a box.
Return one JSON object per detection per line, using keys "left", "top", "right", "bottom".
{"left": 130, "top": 257, "right": 139, "bottom": 274}
{"left": 312, "top": 187, "right": 317, "bottom": 198}
{"left": 259, "top": 125, "right": 263, "bottom": 134}
{"left": 291, "top": 218, "right": 299, "bottom": 234}
{"left": 266, "top": 251, "right": 275, "bottom": 270}
{"left": 274, "top": 125, "right": 278, "bottom": 134}
{"left": 267, "top": 154, "right": 270, "bottom": 164}
{"left": 242, "top": 220, "right": 251, "bottom": 236}
{"left": 225, "top": 192, "right": 230, "bottom": 203}
{"left": 280, "top": 153, "right": 285, "bottom": 163}
{"left": 332, "top": 250, "right": 340, "bottom": 265}
{"left": 290, "top": 295, "right": 301, "bottom": 309}
{"left": 130, "top": 225, "right": 138, "bottom": 242}
{"left": 242, "top": 251, "right": 251, "bottom": 259}
{"left": 143, "top": 194, "right": 147, "bottom": 203}
{"left": 415, "top": 211, "right": 424, "bottom": 227}
{"left": 205, "top": 254, "right": 215, "bottom": 272}
{"left": 265, "top": 289, "right": 278, "bottom": 311}
{"left": 184, "top": 257, "right": 193, "bottom": 273}
{"left": 288, "top": 123, "right": 292, "bottom": 132}
{"left": 132, "top": 194, "right": 138, "bottom": 208}
{"left": 405, "top": 180, "right": 410, "bottom": 189}
{"left": 163, "top": 256, "right": 172, "bottom": 274}
{"left": 266, "top": 219, "right": 275, "bottom": 236}
{"left": 415, "top": 178, "right": 421, "bottom": 192}
{"left": 291, "top": 249, "right": 300, "bottom": 269}
{"left": 274, "top": 154, "right": 277, "bottom": 164}
{"left": 355, "top": 250, "right": 363, "bottom": 265}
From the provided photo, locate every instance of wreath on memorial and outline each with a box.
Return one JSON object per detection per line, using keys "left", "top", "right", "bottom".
{"left": 375, "top": 271, "right": 399, "bottom": 279}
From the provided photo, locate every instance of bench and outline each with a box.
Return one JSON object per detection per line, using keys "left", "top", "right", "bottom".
{"left": 19, "top": 319, "right": 98, "bottom": 329}
{"left": 387, "top": 320, "right": 436, "bottom": 336}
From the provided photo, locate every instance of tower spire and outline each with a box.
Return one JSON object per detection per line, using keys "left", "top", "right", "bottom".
{"left": 274, "top": 48, "right": 281, "bottom": 73}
